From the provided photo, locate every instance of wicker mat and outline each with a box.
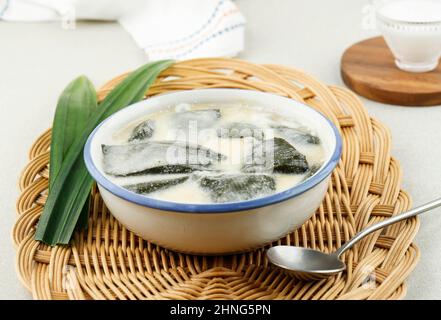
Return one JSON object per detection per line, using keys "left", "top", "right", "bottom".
{"left": 13, "top": 58, "right": 420, "bottom": 300}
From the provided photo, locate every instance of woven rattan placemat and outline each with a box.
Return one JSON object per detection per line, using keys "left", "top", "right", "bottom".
{"left": 13, "top": 58, "right": 420, "bottom": 300}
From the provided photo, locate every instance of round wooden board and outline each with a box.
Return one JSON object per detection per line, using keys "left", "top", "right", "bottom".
{"left": 341, "top": 36, "right": 441, "bottom": 106}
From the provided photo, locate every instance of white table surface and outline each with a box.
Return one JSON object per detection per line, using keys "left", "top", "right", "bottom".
{"left": 1, "top": 0, "right": 441, "bottom": 300}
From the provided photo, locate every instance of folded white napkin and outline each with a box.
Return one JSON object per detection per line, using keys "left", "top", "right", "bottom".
{"left": 0, "top": 0, "right": 246, "bottom": 60}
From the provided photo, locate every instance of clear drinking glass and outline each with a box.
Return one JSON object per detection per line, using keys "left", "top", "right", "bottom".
{"left": 376, "top": 0, "right": 441, "bottom": 73}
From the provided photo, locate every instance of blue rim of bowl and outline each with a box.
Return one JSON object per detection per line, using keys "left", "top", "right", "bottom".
{"left": 84, "top": 90, "right": 342, "bottom": 214}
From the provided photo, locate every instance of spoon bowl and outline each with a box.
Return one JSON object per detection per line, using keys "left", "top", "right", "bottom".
{"left": 267, "top": 246, "right": 346, "bottom": 280}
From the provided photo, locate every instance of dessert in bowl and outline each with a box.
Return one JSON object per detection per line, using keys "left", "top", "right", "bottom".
{"left": 84, "top": 89, "right": 342, "bottom": 254}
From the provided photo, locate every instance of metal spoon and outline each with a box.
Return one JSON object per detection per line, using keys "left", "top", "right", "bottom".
{"left": 267, "top": 198, "right": 441, "bottom": 281}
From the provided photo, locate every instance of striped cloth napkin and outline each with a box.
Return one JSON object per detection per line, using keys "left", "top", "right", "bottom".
{"left": 0, "top": 0, "right": 246, "bottom": 60}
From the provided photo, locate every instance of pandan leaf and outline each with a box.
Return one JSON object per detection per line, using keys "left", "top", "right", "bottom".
{"left": 35, "top": 60, "right": 174, "bottom": 245}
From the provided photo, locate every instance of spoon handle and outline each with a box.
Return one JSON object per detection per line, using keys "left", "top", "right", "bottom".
{"left": 334, "top": 197, "right": 441, "bottom": 257}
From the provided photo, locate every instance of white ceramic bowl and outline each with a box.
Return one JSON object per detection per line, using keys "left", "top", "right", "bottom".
{"left": 84, "top": 89, "right": 342, "bottom": 254}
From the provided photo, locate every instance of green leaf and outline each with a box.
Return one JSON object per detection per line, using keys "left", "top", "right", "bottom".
{"left": 35, "top": 60, "right": 174, "bottom": 245}
{"left": 48, "top": 76, "right": 97, "bottom": 234}
{"left": 49, "top": 76, "right": 97, "bottom": 190}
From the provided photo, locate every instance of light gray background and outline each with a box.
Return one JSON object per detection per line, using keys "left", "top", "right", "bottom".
{"left": 1, "top": 0, "right": 440, "bottom": 300}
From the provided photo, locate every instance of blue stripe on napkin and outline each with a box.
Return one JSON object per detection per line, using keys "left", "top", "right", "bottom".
{"left": 143, "top": 0, "right": 226, "bottom": 49}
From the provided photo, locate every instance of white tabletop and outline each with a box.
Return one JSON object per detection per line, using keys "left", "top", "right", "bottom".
{"left": 1, "top": 0, "right": 441, "bottom": 300}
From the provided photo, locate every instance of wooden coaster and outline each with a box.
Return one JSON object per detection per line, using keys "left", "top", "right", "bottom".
{"left": 341, "top": 36, "right": 441, "bottom": 106}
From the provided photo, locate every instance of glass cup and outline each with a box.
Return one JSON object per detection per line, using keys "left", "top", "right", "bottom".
{"left": 376, "top": 0, "right": 441, "bottom": 73}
